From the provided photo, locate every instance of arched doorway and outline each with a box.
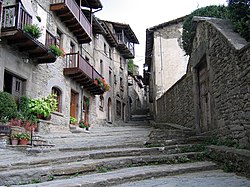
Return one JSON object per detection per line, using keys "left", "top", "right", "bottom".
{"left": 107, "top": 98, "right": 112, "bottom": 123}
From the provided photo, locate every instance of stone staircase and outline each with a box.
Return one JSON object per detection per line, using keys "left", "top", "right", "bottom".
{"left": 0, "top": 119, "right": 223, "bottom": 187}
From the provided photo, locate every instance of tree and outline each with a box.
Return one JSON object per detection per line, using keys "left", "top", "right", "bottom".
{"left": 227, "top": 0, "right": 250, "bottom": 41}
{"left": 182, "top": 5, "right": 230, "bottom": 55}
{"left": 128, "top": 59, "right": 134, "bottom": 74}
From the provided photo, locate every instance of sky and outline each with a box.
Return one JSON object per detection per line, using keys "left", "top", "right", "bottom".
{"left": 95, "top": 0, "right": 227, "bottom": 74}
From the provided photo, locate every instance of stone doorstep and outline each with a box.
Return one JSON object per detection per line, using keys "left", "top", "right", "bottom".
{"left": 0, "top": 152, "right": 206, "bottom": 185}
{"left": 14, "top": 161, "right": 217, "bottom": 187}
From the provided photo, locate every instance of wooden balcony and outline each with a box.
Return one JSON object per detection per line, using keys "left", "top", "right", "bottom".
{"left": 117, "top": 33, "right": 135, "bottom": 58}
{"left": 1, "top": 3, "right": 57, "bottom": 64}
{"left": 64, "top": 52, "right": 104, "bottom": 95}
{"left": 50, "top": 0, "right": 91, "bottom": 44}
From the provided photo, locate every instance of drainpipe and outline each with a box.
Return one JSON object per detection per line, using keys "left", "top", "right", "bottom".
{"left": 80, "top": 85, "right": 84, "bottom": 120}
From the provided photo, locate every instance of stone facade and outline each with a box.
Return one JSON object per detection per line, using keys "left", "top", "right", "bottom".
{"left": 155, "top": 17, "right": 250, "bottom": 147}
{"left": 144, "top": 17, "right": 189, "bottom": 120}
{"left": 0, "top": 0, "right": 138, "bottom": 128}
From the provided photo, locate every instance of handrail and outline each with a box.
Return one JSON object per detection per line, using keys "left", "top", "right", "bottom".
{"left": 50, "top": 0, "right": 91, "bottom": 37}
{"left": 2, "top": 3, "right": 32, "bottom": 30}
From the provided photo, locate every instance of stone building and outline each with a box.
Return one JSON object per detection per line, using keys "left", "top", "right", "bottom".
{"left": 154, "top": 17, "right": 250, "bottom": 147}
{"left": 0, "top": 0, "right": 139, "bottom": 128}
{"left": 144, "top": 16, "right": 189, "bottom": 119}
{"left": 128, "top": 65, "right": 145, "bottom": 117}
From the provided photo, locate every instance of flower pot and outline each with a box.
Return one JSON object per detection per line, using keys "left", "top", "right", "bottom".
{"left": 19, "top": 139, "right": 28, "bottom": 145}
{"left": 11, "top": 139, "right": 18, "bottom": 145}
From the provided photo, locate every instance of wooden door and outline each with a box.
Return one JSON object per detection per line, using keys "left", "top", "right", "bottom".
{"left": 70, "top": 91, "right": 77, "bottom": 118}
{"left": 198, "top": 60, "right": 211, "bottom": 132}
{"left": 108, "top": 98, "right": 112, "bottom": 123}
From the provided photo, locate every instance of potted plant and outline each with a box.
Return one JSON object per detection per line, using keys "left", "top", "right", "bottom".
{"left": 94, "top": 78, "right": 110, "bottom": 92}
{"left": 70, "top": 116, "right": 77, "bottom": 125}
{"left": 79, "top": 120, "right": 89, "bottom": 129}
{"left": 23, "top": 24, "right": 42, "bottom": 39}
{"left": 18, "top": 132, "right": 31, "bottom": 145}
{"left": 11, "top": 134, "right": 20, "bottom": 145}
{"left": 49, "top": 45, "right": 65, "bottom": 57}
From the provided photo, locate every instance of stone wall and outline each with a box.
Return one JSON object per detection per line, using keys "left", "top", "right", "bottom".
{"left": 156, "top": 72, "right": 194, "bottom": 129}
{"left": 156, "top": 18, "right": 250, "bottom": 147}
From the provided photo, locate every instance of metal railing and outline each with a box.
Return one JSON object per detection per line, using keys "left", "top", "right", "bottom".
{"left": 50, "top": 0, "right": 91, "bottom": 37}
{"left": 2, "top": 3, "right": 32, "bottom": 30}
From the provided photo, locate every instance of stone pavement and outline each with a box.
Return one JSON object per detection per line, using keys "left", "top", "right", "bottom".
{"left": 0, "top": 121, "right": 250, "bottom": 186}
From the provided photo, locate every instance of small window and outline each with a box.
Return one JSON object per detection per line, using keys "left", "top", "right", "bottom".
{"left": 104, "top": 43, "right": 107, "bottom": 55}
{"left": 52, "top": 87, "right": 62, "bottom": 113}
{"left": 109, "top": 48, "right": 112, "bottom": 59}
{"left": 99, "top": 95, "right": 104, "bottom": 111}
{"left": 114, "top": 74, "right": 117, "bottom": 84}
{"left": 56, "top": 29, "right": 63, "bottom": 48}
{"left": 109, "top": 70, "right": 112, "bottom": 85}
{"left": 100, "top": 60, "right": 103, "bottom": 75}
{"left": 120, "top": 57, "right": 123, "bottom": 69}
{"left": 120, "top": 77, "right": 124, "bottom": 91}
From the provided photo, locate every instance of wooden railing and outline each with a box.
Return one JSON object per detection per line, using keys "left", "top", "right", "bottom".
{"left": 50, "top": 0, "right": 91, "bottom": 37}
{"left": 65, "top": 52, "right": 102, "bottom": 80}
{"left": 45, "top": 30, "right": 56, "bottom": 48}
{"left": 117, "top": 33, "right": 135, "bottom": 56}
{"left": 2, "top": 3, "right": 32, "bottom": 30}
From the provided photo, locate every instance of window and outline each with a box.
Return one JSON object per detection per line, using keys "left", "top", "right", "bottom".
{"left": 114, "top": 74, "right": 117, "bottom": 84}
{"left": 99, "top": 95, "right": 104, "bottom": 111}
{"left": 120, "top": 57, "right": 123, "bottom": 69}
{"left": 52, "top": 87, "right": 62, "bottom": 113}
{"left": 56, "top": 29, "right": 63, "bottom": 48}
{"left": 120, "top": 77, "right": 124, "bottom": 91}
{"left": 104, "top": 43, "right": 107, "bottom": 55}
{"left": 109, "top": 48, "right": 112, "bottom": 59}
{"left": 109, "top": 70, "right": 112, "bottom": 85}
{"left": 100, "top": 60, "right": 103, "bottom": 75}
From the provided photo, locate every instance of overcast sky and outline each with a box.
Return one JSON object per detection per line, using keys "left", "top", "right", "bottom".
{"left": 95, "top": 0, "right": 227, "bottom": 74}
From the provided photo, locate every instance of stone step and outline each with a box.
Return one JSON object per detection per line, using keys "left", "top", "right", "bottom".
{"left": 0, "top": 152, "right": 206, "bottom": 185}
{"left": 0, "top": 144, "right": 198, "bottom": 171}
{"left": 13, "top": 161, "right": 217, "bottom": 187}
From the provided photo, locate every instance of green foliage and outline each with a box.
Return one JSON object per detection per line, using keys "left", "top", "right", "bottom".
{"left": 182, "top": 5, "right": 230, "bottom": 55}
{"left": 128, "top": 59, "right": 134, "bottom": 74}
{"left": 29, "top": 94, "right": 58, "bottom": 118}
{"left": 49, "top": 45, "right": 64, "bottom": 57}
{"left": 0, "top": 92, "right": 18, "bottom": 121}
{"left": 70, "top": 116, "right": 77, "bottom": 124}
{"left": 227, "top": 0, "right": 250, "bottom": 41}
{"left": 18, "top": 132, "right": 31, "bottom": 141}
{"left": 23, "top": 24, "right": 42, "bottom": 39}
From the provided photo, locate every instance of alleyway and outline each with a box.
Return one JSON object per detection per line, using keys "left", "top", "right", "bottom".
{"left": 0, "top": 119, "right": 249, "bottom": 186}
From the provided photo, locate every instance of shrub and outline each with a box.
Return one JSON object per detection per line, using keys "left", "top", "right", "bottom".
{"left": 49, "top": 45, "right": 65, "bottom": 57}
{"left": 182, "top": 5, "right": 230, "bottom": 55}
{"left": 227, "top": 0, "right": 250, "bottom": 42}
{"left": 0, "top": 92, "right": 18, "bottom": 121}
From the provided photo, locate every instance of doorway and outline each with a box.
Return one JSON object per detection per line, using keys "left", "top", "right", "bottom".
{"left": 107, "top": 98, "right": 112, "bottom": 123}
{"left": 197, "top": 58, "right": 211, "bottom": 132}
{"left": 70, "top": 90, "right": 78, "bottom": 119}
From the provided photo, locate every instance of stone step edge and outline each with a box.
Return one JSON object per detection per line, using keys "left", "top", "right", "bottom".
{"left": 15, "top": 161, "right": 218, "bottom": 187}
{"left": 0, "top": 144, "right": 198, "bottom": 170}
{"left": 0, "top": 152, "right": 205, "bottom": 185}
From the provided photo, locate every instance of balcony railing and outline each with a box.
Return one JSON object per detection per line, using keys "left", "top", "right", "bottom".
{"left": 117, "top": 33, "right": 135, "bottom": 58}
{"left": 50, "top": 0, "right": 91, "bottom": 43}
{"left": 1, "top": 3, "right": 57, "bottom": 63}
{"left": 64, "top": 52, "right": 104, "bottom": 95}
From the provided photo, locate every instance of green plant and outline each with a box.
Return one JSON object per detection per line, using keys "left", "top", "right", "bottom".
{"left": 0, "top": 92, "right": 18, "bottom": 121}
{"left": 128, "top": 59, "right": 134, "bottom": 74}
{"left": 23, "top": 24, "right": 42, "bottom": 39}
{"left": 29, "top": 94, "right": 58, "bottom": 118}
{"left": 11, "top": 133, "right": 20, "bottom": 140}
{"left": 182, "top": 5, "right": 230, "bottom": 55}
{"left": 227, "top": 0, "right": 250, "bottom": 42}
{"left": 94, "top": 78, "right": 110, "bottom": 92}
{"left": 70, "top": 116, "right": 77, "bottom": 124}
{"left": 18, "top": 132, "right": 31, "bottom": 141}
{"left": 49, "top": 45, "right": 64, "bottom": 57}
{"left": 79, "top": 120, "right": 89, "bottom": 128}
